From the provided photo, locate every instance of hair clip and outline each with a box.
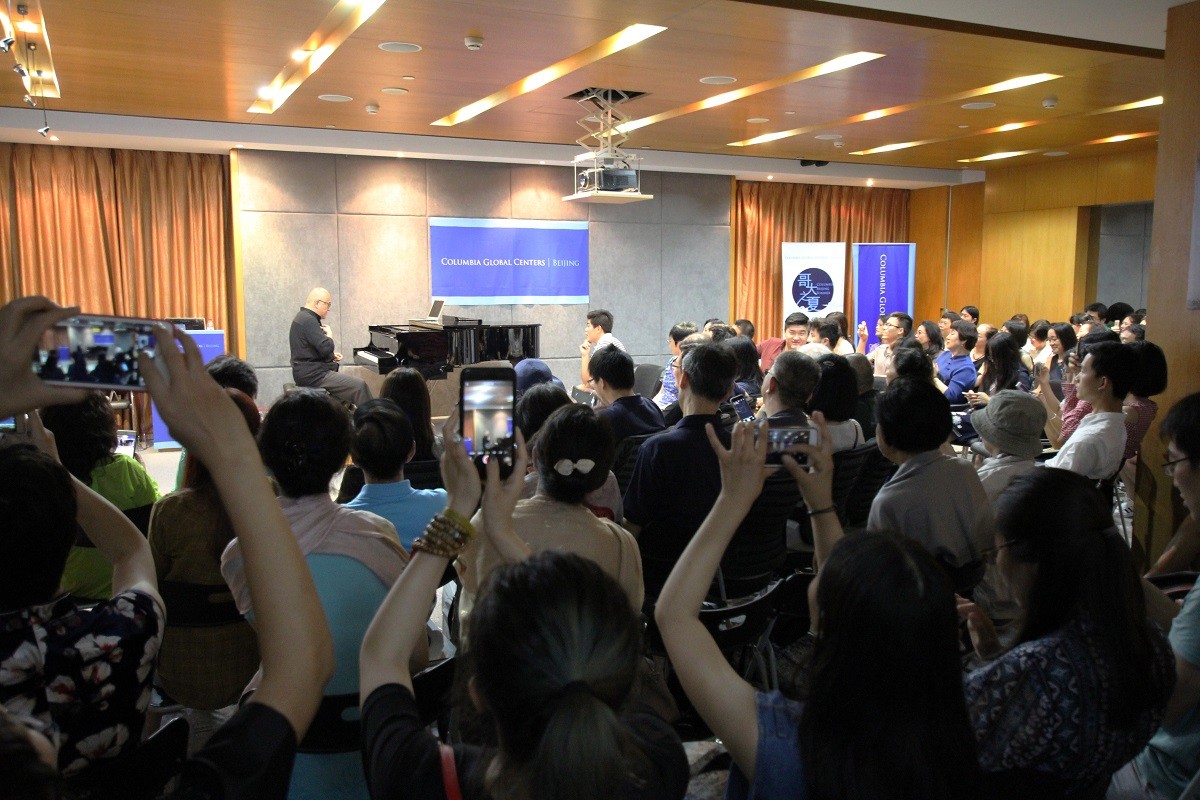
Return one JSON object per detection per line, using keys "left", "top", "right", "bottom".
{"left": 553, "top": 458, "right": 595, "bottom": 476}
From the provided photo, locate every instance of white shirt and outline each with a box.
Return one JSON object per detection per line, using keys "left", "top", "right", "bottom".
{"left": 595, "top": 332, "right": 626, "bottom": 352}
{"left": 1045, "top": 411, "right": 1126, "bottom": 480}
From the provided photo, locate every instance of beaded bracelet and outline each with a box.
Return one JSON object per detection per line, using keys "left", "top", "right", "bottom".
{"left": 411, "top": 511, "right": 476, "bottom": 559}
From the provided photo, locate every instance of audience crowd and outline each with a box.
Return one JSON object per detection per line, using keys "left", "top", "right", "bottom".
{"left": 2, "top": 292, "right": 1197, "bottom": 800}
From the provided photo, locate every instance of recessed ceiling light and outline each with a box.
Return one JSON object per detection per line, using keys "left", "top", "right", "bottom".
{"left": 767, "top": 175, "right": 774, "bottom": 180}
{"left": 747, "top": 117, "right": 770, "bottom": 124}
{"left": 318, "top": 94, "right": 353, "bottom": 102}
{"left": 325, "top": 124, "right": 336, "bottom": 128}
{"left": 962, "top": 101, "right": 996, "bottom": 110}
{"left": 957, "top": 124, "right": 969, "bottom": 129}
{"left": 815, "top": 133, "right": 842, "bottom": 140}
{"left": 15, "top": 20, "right": 39, "bottom": 34}
{"left": 1044, "top": 151, "right": 1069, "bottom": 156}
{"left": 402, "top": 75, "right": 416, "bottom": 81}
{"left": 379, "top": 42, "right": 422, "bottom": 53}
{"left": 700, "top": 76, "right": 736, "bottom": 85}
{"left": 49, "top": 135, "right": 59, "bottom": 141}
{"left": 866, "top": 179, "right": 875, "bottom": 186}
{"left": 539, "top": 160, "right": 546, "bottom": 165}
{"left": 381, "top": 86, "right": 409, "bottom": 95}
{"left": 784, "top": 111, "right": 796, "bottom": 115}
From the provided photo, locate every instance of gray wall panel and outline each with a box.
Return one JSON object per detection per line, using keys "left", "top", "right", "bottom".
{"left": 589, "top": 222, "right": 662, "bottom": 357}
{"left": 511, "top": 166, "right": 588, "bottom": 221}
{"left": 241, "top": 211, "right": 340, "bottom": 368}
{"left": 237, "top": 153, "right": 730, "bottom": 406}
{"left": 239, "top": 151, "right": 337, "bottom": 213}
{"left": 662, "top": 172, "right": 731, "bottom": 226}
{"left": 336, "top": 156, "right": 427, "bottom": 217}
{"left": 511, "top": 303, "right": 585, "bottom": 362}
{"left": 587, "top": 171, "right": 662, "bottom": 224}
{"left": 1097, "top": 202, "right": 1152, "bottom": 308}
{"left": 662, "top": 224, "right": 730, "bottom": 333}
{"left": 428, "top": 161, "right": 512, "bottom": 219}
{"left": 337, "top": 215, "right": 430, "bottom": 349}
{"left": 255, "top": 367, "right": 294, "bottom": 407}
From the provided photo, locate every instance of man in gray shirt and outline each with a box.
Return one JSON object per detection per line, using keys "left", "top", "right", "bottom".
{"left": 868, "top": 378, "right": 995, "bottom": 593}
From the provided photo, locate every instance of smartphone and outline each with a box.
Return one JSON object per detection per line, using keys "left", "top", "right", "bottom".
{"left": 33, "top": 314, "right": 160, "bottom": 392}
{"left": 764, "top": 425, "right": 819, "bottom": 466}
{"left": 730, "top": 392, "right": 757, "bottom": 423}
{"left": 459, "top": 366, "right": 517, "bottom": 480}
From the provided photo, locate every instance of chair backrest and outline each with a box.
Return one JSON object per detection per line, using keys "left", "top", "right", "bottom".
{"left": 336, "top": 464, "right": 366, "bottom": 503}
{"left": 1146, "top": 571, "right": 1199, "bottom": 602}
{"left": 614, "top": 432, "right": 657, "bottom": 497}
{"left": 830, "top": 440, "right": 876, "bottom": 524}
{"left": 413, "top": 656, "right": 457, "bottom": 740}
{"left": 843, "top": 440, "right": 898, "bottom": 529}
{"left": 405, "top": 458, "right": 444, "bottom": 490}
{"left": 718, "top": 472, "right": 799, "bottom": 599}
{"left": 768, "top": 569, "right": 816, "bottom": 649}
{"left": 699, "top": 580, "right": 782, "bottom": 653}
{"left": 158, "top": 580, "right": 243, "bottom": 627}
{"left": 633, "top": 362, "right": 663, "bottom": 398}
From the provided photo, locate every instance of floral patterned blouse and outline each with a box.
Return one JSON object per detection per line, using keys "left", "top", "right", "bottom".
{"left": 0, "top": 589, "right": 164, "bottom": 775}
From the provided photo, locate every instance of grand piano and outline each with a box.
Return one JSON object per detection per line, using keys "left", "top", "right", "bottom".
{"left": 353, "top": 322, "right": 541, "bottom": 379}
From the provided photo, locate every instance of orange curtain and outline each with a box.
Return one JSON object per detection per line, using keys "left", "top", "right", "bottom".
{"left": 732, "top": 180, "right": 909, "bottom": 339}
{"left": 4, "top": 144, "right": 231, "bottom": 435}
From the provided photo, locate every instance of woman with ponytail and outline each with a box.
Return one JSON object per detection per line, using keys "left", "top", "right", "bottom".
{"left": 360, "top": 417, "right": 688, "bottom": 800}
{"left": 959, "top": 468, "right": 1174, "bottom": 796}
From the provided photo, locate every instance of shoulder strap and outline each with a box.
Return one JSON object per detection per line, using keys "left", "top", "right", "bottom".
{"left": 440, "top": 743, "right": 463, "bottom": 800}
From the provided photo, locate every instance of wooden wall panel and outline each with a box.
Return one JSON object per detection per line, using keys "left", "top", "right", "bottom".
{"left": 910, "top": 185, "right": 950, "bottom": 321}
{"left": 1096, "top": 149, "right": 1158, "bottom": 204}
{"left": 981, "top": 207, "right": 1086, "bottom": 322}
{"left": 948, "top": 182, "right": 984, "bottom": 311}
{"left": 984, "top": 167, "right": 1026, "bottom": 214}
{"left": 1137, "top": 0, "right": 1200, "bottom": 564}
{"left": 1022, "top": 158, "right": 1100, "bottom": 210}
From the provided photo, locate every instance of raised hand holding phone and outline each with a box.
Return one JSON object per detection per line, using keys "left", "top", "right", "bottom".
{"left": 0, "top": 296, "right": 90, "bottom": 417}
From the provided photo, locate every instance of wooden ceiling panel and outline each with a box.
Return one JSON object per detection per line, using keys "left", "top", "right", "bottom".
{"left": 5, "top": 0, "right": 1161, "bottom": 171}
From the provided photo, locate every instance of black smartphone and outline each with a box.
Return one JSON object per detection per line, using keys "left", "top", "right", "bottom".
{"left": 459, "top": 366, "right": 517, "bottom": 480}
{"left": 764, "top": 425, "right": 819, "bottom": 466}
{"left": 730, "top": 392, "right": 757, "bottom": 423}
{"left": 33, "top": 314, "right": 160, "bottom": 392}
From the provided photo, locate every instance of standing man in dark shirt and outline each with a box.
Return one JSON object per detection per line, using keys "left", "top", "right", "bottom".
{"left": 623, "top": 341, "right": 736, "bottom": 599}
{"left": 289, "top": 287, "right": 371, "bottom": 409}
{"left": 589, "top": 346, "right": 666, "bottom": 444}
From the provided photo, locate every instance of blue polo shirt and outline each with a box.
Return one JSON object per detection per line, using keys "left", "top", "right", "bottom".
{"left": 344, "top": 480, "right": 447, "bottom": 550}
{"left": 623, "top": 414, "right": 729, "bottom": 598}
{"left": 599, "top": 395, "right": 667, "bottom": 444}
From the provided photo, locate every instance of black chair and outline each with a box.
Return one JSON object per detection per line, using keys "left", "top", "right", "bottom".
{"left": 62, "top": 717, "right": 189, "bottom": 800}
{"left": 406, "top": 458, "right": 444, "bottom": 490}
{"left": 613, "top": 432, "right": 656, "bottom": 497}
{"left": 413, "top": 656, "right": 457, "bottom": 742}
{"left": 716, "top": 471, "right": 800, "bottom": 600}
{"left": 1147, "top": 571, "right": 1199, "bottom": 602}
{"left": 633, "top": 363, "right": 663, "bottom": 398}
{"left": 842, "top": 440, "right": 898, "bottom": 531}
{"left": 768, "top": 569, "right": 815, "bottom": 649}
{"left": 158, "top": 580, "right": 244, "bottom": 627}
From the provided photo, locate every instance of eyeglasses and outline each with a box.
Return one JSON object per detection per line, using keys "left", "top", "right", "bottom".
{"left": 883, "top": 323, "right": 901, "bottom": 329}
{"left": 315, "top": 299, "right": 332, "bottom": 308}
{"left": 1163, "top": 455, "right": 1193, "bottom": 476}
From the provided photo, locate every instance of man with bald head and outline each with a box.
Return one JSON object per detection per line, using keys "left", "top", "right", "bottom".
{"left": 289, "top": 287, "right": 371, "bottom": 408}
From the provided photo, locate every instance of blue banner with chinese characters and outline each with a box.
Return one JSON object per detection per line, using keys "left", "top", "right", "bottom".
{"left": 852, "top": 243, "right": 916, "bottom": 351}
{"left": 430, "top": 218, "right": 589, "bottom": 305}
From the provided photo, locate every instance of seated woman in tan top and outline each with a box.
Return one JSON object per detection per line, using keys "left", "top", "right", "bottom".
{"left": 457, "top": 404, "right": 643, "bottom": 638}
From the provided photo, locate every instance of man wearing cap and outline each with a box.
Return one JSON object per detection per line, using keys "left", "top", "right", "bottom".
{"left": 514, "top": 358, "right": 564, "bottom": 401}
{"left": 972, "top": 390, "right": 1048, "bottom": 501}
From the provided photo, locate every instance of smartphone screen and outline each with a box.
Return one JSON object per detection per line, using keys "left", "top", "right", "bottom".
{"left": 33, "top": 314, "right": 159, "bottom": 392}
{"left": 730, "top": 392, "right": 756, "bottom": 423}
{"left": 459, "top": 367, "right": 516, "bottom": 479}
{"left": 764, "top": 425, "right": 816, "bottom": 466}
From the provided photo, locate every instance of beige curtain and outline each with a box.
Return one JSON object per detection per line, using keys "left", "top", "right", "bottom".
{"left": 733, "top": 180, "right": 909, "bottom": 339}
{"left": 3, "top": 144, "right": 232, "bottom": 434}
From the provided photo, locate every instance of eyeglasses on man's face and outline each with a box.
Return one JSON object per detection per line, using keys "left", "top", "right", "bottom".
{"left": 1164, "top": 455, "right": 1193, "bottom": 477}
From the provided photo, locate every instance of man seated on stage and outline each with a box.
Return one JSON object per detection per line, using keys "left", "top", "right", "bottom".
{"left": 290, "top": 287, "right": 371, "bottom": 409}
{"left": 578, "top": 308, "right": 625, "bottom": 390}
{"left": 757, "top": 311, "right": 809, "bottom": 374}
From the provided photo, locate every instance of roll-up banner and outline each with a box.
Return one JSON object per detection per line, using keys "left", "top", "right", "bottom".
{"left": 152, "top": 330, "right": 227, "bottom": 451}
{"left": 781, "top": 242, "right": 846, "bottom": 320}
{"left": 852, "top": 243, "right": 916, "bottom": 351}
{"left": 430, "top": 218, "right": 589, "bottom": 305}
